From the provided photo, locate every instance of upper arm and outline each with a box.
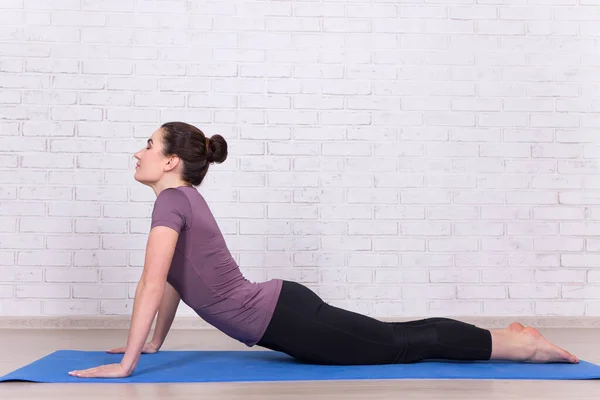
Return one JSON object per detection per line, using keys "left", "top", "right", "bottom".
{"left": 141, "top": 226, "right": 179, "bottom": 285}
{"left": 144, "top": 189, "right": 191, "bottom": 285}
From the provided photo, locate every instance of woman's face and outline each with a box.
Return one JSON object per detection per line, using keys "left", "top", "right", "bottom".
{"left": 133, "top": 128, "right": 168, "bottom": 186}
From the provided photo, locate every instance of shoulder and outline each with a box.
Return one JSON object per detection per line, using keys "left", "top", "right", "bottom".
{"left": 151, "top": 188, "right": 193, "bottom": 230}
{"left": 154, "top": 188, "right": 192, "bottom": 210}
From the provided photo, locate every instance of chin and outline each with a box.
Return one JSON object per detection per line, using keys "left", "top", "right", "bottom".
{"left": 134, "top": 177, "right": 157, "bottom": 188}
{"left": 133, "top": 173, "right": 148, "bottom": 186}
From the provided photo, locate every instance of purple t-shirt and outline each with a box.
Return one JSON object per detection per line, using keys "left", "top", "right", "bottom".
{"left": 150, "top": 186, "right": 282, "bottom": 347}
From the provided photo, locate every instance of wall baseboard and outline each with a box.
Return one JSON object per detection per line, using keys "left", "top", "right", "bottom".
{"left": 0, "top": 316, "right": 599, "bottom": 330}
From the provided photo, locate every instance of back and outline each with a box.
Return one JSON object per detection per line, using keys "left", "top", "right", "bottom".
{"left": 150, "top": 186, "right": 282, "bottom": 346}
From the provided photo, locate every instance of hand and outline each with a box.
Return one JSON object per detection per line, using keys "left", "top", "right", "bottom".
{"left": 68, "top": 363, "right": 130, "bottom": 379}
{"left": 107, "top": 341, "right": 160, "bottom": 354}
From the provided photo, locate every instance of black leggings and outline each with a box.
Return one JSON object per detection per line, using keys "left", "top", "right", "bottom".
{"left": 257, "top": 280, "right": 493, "bottom": 365}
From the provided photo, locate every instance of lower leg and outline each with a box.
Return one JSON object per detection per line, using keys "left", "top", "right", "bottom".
{"left": 490, "top": 324, "right": 579, "bottom": 364}
{"left": 401, "top": 318, "right": 493, "bottom": 362}
{"left": 400, "top": 318, "right": 578, "bottom": 364}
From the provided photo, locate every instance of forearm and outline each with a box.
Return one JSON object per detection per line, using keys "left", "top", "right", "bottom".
{"left": 151, "top": 282, "right": 180, "bottom": 348}
{"left": 120, "top": 280, "right": 164, "bottom": 374}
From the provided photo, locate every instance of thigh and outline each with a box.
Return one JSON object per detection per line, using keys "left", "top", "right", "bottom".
{"left": 259, "top": 281, "right": 406, "bottom": 365}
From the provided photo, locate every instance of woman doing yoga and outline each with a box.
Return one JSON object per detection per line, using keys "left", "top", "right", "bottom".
{"left": 68, "top": 122, "right": 578, "bottom": 379}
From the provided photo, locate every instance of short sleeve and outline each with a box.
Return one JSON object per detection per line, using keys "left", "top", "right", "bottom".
{"left": 151, "top": 188, "right": 191, "bottom": 234}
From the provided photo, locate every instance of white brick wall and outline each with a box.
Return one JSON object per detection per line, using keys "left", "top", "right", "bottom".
{"left": 0, "top": 0, "right": 598, "bottom": 319}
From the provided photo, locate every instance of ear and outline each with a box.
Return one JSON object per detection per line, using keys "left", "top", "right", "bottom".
{"left": 164, "top": 155, "right": 180, "bottom": 172}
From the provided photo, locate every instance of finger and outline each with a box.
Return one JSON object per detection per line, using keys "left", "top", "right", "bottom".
{"left": 73, "top": 369, "right": 99, "bottom": 378}
{"left": 106, "top": 347, "right": 125, "bottom": 353}
{"left": 69, "top": 366, "right": 98, "bottom": 377}
{"left": 69, "top": 369, "right": 86, "bottom": 376}
{"left": 69, "top": 368, "right": 87, "bottom": 375}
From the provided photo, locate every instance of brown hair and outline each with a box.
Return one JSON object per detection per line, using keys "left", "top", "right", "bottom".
{"left": 160, "top": 122, "right": 227, "bottom": 186}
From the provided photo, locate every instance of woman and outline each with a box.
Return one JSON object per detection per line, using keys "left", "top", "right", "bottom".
{"left": 69, "top": 122, "right": 578, "bottom": 379}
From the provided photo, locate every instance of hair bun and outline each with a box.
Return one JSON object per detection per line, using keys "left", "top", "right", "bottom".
{"left": 206, "top": 134, "right": 228, "bottom": 164}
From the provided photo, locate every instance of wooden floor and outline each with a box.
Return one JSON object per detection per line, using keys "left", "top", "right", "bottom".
{"left": 0, "top": 328, "right": 598, "bottom": 399}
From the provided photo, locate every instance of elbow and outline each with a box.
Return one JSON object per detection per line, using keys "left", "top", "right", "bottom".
{"left": 138, "top": 281, "right": 164, "bottom": 312}
{"left": 138, "top": 278, "right": 165, "bottom": 296}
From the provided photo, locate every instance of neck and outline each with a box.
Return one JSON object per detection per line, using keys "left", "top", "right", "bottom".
{"left": 151, "top": 179, "right": 190, "bottom": 197}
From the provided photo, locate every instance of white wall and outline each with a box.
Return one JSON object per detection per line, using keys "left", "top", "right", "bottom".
{"left": 0, "top": 0, "right": 599, "bottom": 319}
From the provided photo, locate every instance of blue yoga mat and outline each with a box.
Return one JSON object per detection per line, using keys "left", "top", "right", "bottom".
{"left": 1, "top": 350, "right": 599, "bottom": 383}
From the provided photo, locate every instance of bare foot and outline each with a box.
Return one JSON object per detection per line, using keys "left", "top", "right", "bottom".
{"left": 508, "top": 322, "right": 525, "bottom": 332}
{"left": 522, "top": 327, "right": 579, "bottom": 364}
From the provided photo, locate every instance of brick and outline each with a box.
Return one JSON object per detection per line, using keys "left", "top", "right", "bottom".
{"left": 509, "top": 284, "right": 559, "bottom": 299}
